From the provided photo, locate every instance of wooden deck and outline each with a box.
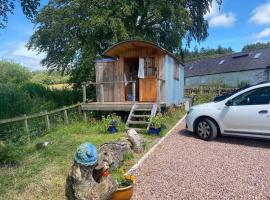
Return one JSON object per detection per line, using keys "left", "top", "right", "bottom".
{"left": 81, "top": 101, "right": 166, "bottom": 111}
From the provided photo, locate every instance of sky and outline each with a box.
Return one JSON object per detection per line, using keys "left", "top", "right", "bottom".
{"left": 1, "top": 0, "right": 270, "bottom": 71}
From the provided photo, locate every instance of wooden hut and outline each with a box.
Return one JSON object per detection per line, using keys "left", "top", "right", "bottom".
{"left": 81, "top": 40, "right": 184, "bottom": 129}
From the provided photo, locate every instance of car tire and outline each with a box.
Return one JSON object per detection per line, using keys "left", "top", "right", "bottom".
{"left": 195, "top": 118, "right": 217, "bottom": 141}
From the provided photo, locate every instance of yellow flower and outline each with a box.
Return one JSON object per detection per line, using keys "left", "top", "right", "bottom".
{"left": 124, "top": 174, "right": 136, "bottom": 182}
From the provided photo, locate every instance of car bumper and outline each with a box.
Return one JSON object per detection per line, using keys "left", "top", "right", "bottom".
{"left": 185, "top": 114, "right": 194, "bottom": 132}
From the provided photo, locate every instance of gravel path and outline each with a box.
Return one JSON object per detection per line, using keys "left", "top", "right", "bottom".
{"left": 132, "top": 120, "right": 270, "bottom": 200}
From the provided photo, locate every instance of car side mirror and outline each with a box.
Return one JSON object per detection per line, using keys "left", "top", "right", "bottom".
{"left": 225, "top": 99, "right": 233, "bottom": 106}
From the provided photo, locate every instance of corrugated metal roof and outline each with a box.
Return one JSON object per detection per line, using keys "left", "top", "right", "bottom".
{"left": 185, "top": 47, "right": 270, "bottom": 77}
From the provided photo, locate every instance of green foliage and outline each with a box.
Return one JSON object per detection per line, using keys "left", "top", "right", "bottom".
{"left": 31, "top": 71, "right": 70, "bottom": 85}
{"left": 183, "top": 45, "right": 234, "bottom": 62}
{"left": 0, "top": 0, "right": 40, "bottom": 29}
{"left": 0, "top": 60, "right": 32, "bottom": 85}
{"left": 0, "top": 142, "right": 24, "bottom": 166}
{"left": 237, "top": 80, "right": 250, "bottom": 88}
{"left": 99, "top": 113, "right": 122, "bottom": 133}
{"left": 242, "top": 42, "right": 270, "bottom": 52}
{"left": 0, "top": 82, "right": 81, "bottom": 119}
{"left": 28, "top": 0, "right": 218, "bottom": 83}
{"left": 149, "top": 113, "right": 165, "bottom": 128}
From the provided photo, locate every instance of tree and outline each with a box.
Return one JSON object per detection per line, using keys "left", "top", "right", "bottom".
{"left": 28, "top": 0, "right": 220, "bottom": 84}
{"left": 0, "top": 0, "right": 40, "bottom": 29}
{"left": 183, "top": 45, "right": 233, "bottom": 62}
{"left": 242, "top": 42, "right": 270, "bottom": 52}
{"left": 0, "top": 60, "right": 32, "bottom": 85}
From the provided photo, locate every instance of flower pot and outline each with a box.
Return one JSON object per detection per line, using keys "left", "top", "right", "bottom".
{"left": 111, "top": 184, "right": 134, "bottom": 200}
{"left": 107, "top": 126, "right": 118, "bottom": 134}
{"left": 148, "top": 127, "right": 161, "bottom": 135}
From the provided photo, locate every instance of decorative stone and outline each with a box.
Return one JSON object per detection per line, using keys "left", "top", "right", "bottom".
{"left": 98, "top": 141, "right": 131, "bottom": 170}
{"left": 126, "top": 129, "right": 145, "bottom": 153}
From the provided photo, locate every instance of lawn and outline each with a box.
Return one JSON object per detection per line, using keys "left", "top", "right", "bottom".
{"left": 0, "top": 109, "right": 184, "bottom": 200}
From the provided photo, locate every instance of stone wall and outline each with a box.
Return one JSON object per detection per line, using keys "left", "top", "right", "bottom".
{"left": 185, "top": 69, "right": 269, "bottom": 87}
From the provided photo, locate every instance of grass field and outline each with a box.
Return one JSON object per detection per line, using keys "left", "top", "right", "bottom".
{"left": 0, "top": 109, "right": 184, "bottom": 200}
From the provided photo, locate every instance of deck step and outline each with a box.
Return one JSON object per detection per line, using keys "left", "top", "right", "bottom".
{"left": 131, "top": 114, "right": 151, "bottom": 118}
{"left": 127, "top": 120, "right": 149, "bottom": 125}
{"left": 134, "top": 108, "right": 152, "bottom": 111}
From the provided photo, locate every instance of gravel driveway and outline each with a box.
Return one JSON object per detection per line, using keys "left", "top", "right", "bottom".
{"left": 132, "top": 120, "right": 270, "bottom": 200}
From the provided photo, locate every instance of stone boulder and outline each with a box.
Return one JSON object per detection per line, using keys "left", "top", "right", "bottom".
{"left": 98, "top": 141, "right": 131, "bottom": 170}
{"left": 126, "top": 129, "right": 145, "bottom": 153}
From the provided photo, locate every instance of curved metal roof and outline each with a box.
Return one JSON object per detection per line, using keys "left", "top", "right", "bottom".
{"left": 103, "top": 40, "right": 183, "bottom": 64}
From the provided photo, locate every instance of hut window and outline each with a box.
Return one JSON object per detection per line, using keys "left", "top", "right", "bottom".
{"left": 174, "top": 61, "right": 179, "bottom": 80}
{"left": 144, "top": 57, "right": 156, "bottom": 77}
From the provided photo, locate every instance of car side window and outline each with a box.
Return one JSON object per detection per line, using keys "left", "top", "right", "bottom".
{"left": 232, "top": 86, "right": 270, "bottom": 106}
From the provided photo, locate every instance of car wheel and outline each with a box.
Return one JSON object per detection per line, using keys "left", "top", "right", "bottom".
{"left": 195, "top": 118, "right": 217, "bottom": 141}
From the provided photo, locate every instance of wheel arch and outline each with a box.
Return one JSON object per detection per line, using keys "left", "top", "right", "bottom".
{"left": 193, "top": 115, "right": 221, "bottom": 135}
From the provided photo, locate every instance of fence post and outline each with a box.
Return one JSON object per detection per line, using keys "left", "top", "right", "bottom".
{"left": 132, "top": 82, "right": 136, "bottom": 103}
{"left": 63, "top": 107, "right": 69, "bottom": 125}
{"left": 100, "top": 83, "right": 104, "bottom": 103}
{"left": 23, "top": 114, "right": 30, "bottom": 143}
{"left": 83, "top": 111, "right": 87, "bottom": 122}
{"left": 45, "top": 111, "right": 50, "bottom": 131}
{"left": 82, "top": 84, "right": 87, "bottom": 103}
{"left": 78, "top": 103, "right": 82, "bottom": 119}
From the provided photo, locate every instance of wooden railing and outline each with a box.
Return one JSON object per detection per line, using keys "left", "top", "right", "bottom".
{"left": 82, "top": 81, "right": 137, "bottom": 103}
{"left": 0, "top": 103, "right": 85, "bottom": 143}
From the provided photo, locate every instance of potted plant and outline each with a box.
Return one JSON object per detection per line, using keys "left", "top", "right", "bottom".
{"left": 100, "top": 113, "right": 121, "bottom": 134}
{"left": 148, "top": 113, "right": 164, "bottom": 135}
{"left": 111, "top": 174, "right": 136, "bottom": 200}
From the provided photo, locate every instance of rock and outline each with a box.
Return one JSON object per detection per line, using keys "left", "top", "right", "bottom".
{"left": 98, "top": 141, "right": 131, "bottom": 170}
{"left": 66, "top": 163, "right": 117, "bottom": 200}
{"left": 126, "top": 129, "right": 145, "bottom": 153}
{"left": 35, "top": 141, "right": 52, "bottom": 150}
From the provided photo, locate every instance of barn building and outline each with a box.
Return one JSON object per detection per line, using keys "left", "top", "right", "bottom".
{"left": 185, "top": 47, "right": 270, "bottom": 87}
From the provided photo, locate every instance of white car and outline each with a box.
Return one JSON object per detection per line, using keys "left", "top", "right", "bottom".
{"left": 186, "top": 82, "right": 270, "bottom": 140}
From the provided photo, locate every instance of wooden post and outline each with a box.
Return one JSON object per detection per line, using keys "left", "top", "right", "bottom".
{"left": 63, "top": 107, "right": 69, "bottom": 125}
{"left": 83, "top": 111, "right": 87, "bottom": 122}
{"left": 132, "top": 82, "right": 136, "bottom": 103}
{"left": 45, "top": 111, "right": 50, "bottom": 131}
{"left": 100, "top": 83, "right": 104, "bottom": 103}
{"left": 157, "top": 79, "right": 161, "bottom": 111}
{"left": 82, "top": 84, "right": 87, "bottom": 103}
{"left": 23, "top": 114, "right": 30, "bottom": 143}
{"left": 78, "top": 104, "right": 82, "bottom": 119}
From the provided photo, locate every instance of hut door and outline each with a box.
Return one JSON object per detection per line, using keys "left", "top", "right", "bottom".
{"left": 139, "top": 57, "right": 157, "bottom": 102}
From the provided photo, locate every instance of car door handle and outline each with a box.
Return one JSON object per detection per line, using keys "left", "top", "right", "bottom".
{"left": 258, "top": 110, "right": 268, "bottom": 114}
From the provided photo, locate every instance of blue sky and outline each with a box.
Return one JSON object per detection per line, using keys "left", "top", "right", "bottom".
{"left": 1, "top": 0, "right": 270, "bottom": 71}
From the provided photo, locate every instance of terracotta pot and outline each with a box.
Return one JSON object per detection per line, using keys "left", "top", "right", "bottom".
{"left": 111, "top": 184, "right": 134, "bottom": 200}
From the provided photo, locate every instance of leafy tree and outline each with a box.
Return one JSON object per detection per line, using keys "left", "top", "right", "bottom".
{"left": 31, "top": 70, "right": 70, "bottom": 85}
{"left": 242, "top": 42, "right": 270, "bottom": 52}
{"left": 0, "top": 0, "right": 40, "bottom": 29}
{"left": 183, "top": 45, "right": 233, "bottom": 62}
{"left": 0, "top": 60, "right": 32, "bottom": 85}
{"left": 28, "top": 0, "right": 220, "bottom": 84}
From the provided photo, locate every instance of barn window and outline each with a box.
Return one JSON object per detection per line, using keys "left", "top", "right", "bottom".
{"left": 174, "top": 61, "right": 179, "bottom": 80}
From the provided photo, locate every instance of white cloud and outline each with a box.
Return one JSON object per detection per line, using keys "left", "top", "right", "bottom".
{"left": 250, "top": 2, "right": 270, "bottom": 25}
{"left": 254, "top": 27, "right": 270, "bottom": 39}
{"left": 205, "top": 0, "right": 236, "bottom": 28}
{"left": 0, "top": 41, "right": 45, "bottom": 71}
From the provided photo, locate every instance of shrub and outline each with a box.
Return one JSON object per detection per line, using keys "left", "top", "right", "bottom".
{"left": 99, "top": 113, "right": 122, "bottom": 133}
{"left": 149, "top": 113, "right": 165, "bottom": 128}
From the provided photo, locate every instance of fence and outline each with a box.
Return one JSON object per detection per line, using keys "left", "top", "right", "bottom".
{"left": 0, "top": 103, "right": 86, "bottom": 143}
{"left": 185, "top": 86, "right": 237, "bottom": 96}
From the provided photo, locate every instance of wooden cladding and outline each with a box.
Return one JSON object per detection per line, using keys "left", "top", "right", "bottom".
{"left": 96, "top": 61, "right": 125, "bottom": 102}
